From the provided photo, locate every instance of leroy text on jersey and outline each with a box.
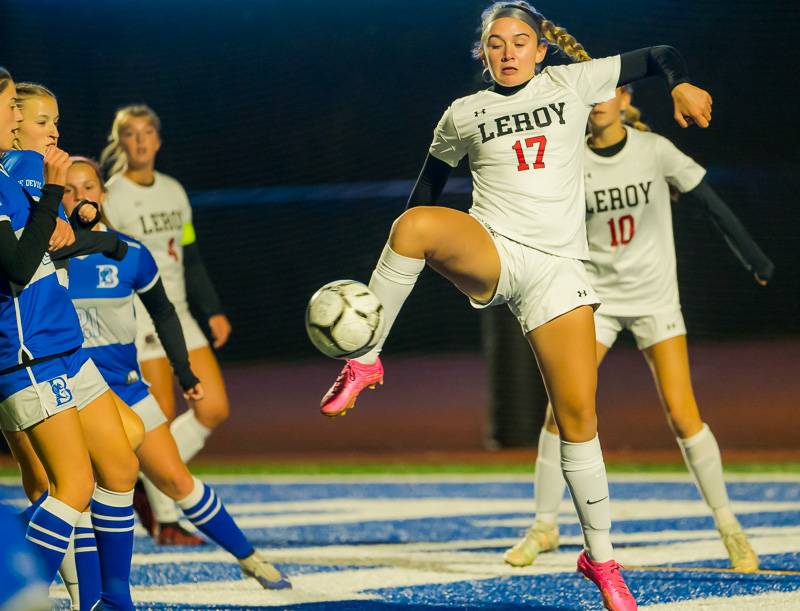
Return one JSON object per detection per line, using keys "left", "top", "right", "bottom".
{"left": 586, "top": 181, "right": 653, "bottom": 214}
{"left": 478, "top": 102, "right": 567, "bottom": 143}
{"left": 138, "top": 210, "right": 183, "bottom": 235}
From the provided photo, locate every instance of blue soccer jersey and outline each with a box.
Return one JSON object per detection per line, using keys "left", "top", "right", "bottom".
{"left": 2, "top": 150, "right": 68, "bottom": 220}
{"left": 67, "top": 228, "right": 160, "bottom": 405}
{"left": 0, "top": 167, "right": 84, "bottom": 373}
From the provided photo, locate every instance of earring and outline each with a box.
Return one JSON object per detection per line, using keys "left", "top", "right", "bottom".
{"left": 481, "top": 67, "right": 493, "bottom": 83}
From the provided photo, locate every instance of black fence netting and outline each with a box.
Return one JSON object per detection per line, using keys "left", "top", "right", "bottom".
{"left": 1, "top": 0, "right": 798, "bottom": 363}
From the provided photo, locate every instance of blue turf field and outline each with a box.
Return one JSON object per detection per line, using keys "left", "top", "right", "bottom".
{"left": 1, "top": 474, "right": 799, "bottom": 609}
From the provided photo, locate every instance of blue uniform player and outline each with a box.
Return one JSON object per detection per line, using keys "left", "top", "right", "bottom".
{"left": 61, "top": 157, "right": 291, "bottom": 592}
{"left": 0, "top": 70, "right": 140, "bottom": 610}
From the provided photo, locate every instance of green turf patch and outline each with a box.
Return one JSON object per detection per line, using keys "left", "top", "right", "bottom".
{"left": 2, "top": 462, "right": 799, "bottom": 480}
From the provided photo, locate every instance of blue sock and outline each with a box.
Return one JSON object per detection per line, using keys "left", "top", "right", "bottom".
{"left": 25, "top": 495, "right": 81, "bottom": 581}
{"left": 177, "top": 477, "right": 254, "bottom": 559}
{"left": 75, "top": 511, "right": 102, "bottom": 610}
{"left": 20, "top": 490, "right": 49, "bottom": 524}
{"left": 91, "top": 486, "right": 135, "bottom": 611}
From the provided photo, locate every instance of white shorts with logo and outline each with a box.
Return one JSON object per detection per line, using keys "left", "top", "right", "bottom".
{"left": 135, "top": 298, "right": 208, "bottom": 362}
{"left": 470, "top": 217, "right": 600, "bottom": 334}
{"left": 130, "top": 393, "right": 168, "bottom": 432}
{"left": 0, "top": 349, "right": 109, "bottom": 432}
{"left": 594, "top": 306, "right": 687, "bottom": 350}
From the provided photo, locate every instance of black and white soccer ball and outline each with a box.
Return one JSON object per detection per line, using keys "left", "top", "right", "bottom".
{"left": 305, "top": 280, "right": 385, "bottom": 359}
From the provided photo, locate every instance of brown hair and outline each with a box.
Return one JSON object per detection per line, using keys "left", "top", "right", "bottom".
{"left": 0, "top": 67, "right": 12, "bottom": 94}
{"left": 473, "top": 2, "right": 591, "bottom": 64}
{"left": 99, "top": 104, "right": 162, "bottom": 178}
{"left": 69, "top": 156, "right": 106, "bottom": 189}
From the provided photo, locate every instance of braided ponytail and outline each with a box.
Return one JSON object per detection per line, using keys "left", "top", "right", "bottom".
{"left": 539, "top": 19, "right": 591, "bottom": 63}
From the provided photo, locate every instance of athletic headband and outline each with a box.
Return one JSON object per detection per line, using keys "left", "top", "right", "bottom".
{"left": 485, "top": 6, "right": 542, "bottom": 39}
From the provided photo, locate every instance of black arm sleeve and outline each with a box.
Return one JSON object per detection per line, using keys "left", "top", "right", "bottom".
{"left": 683, "top": 180, "right": 774, "bottom": 280}
{"left": 0, "top": 185, "right": 63, "bottom": 286}
{"left": 618, "top": 46, "right": 691, "bottom": 90}
{"left": 137, "top": 278, "right": 200, "bottom": 391}
{"left": 406, "top": 154, "right": 452, "bottom": 209}
{"left": 50, "top": 229, "right": 128, "bottom": 262}
{"left": 69, "top": 200, "right": 101, "bottom": 230}
{"left": 183, "top": 242, "right": 223, "bottom": 319}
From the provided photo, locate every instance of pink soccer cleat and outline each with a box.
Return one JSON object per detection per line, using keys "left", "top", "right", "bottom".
{"left": 320, "top": 357, "right": 384, "bottom": 417}
{"left": 577, "top": 551, "right": 638, "bottom": 610}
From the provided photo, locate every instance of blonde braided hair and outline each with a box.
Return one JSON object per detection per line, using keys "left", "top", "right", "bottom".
{"left": 473, "top": 3, "right": 592, "bottom": 64}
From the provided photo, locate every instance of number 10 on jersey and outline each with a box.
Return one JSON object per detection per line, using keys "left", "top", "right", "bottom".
{"left": 512, "top": 136, "right": 547, "bottom": 171}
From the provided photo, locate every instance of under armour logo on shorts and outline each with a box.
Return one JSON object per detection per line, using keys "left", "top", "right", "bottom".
{"left": 48, "top": 377, "right": 73, "bottom": 407}
{"left": 577, "top": 290, "right": 588, "bottom": 298}
{"left": 126, "top": 370, "right": 140, "bottom": 384}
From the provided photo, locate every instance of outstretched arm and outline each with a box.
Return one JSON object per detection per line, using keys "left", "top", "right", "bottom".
{"left": 406, "top": 154, "right": 452, "bottom": 209}
{"left": 683, "top": 180, "right": 774, "bottom": 284}
{"left": 49, "top": 228, "right": 128, "bottom": 262}
{"left": 618, "top": 47, "right": 713, "bottom": 128}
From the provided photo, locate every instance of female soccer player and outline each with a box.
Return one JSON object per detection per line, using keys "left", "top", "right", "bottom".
{"left": 319, "top": 3, "right": 713, "bottom": 608}
{"left": 504, "top": 86, "right": 771, "bottom": 572}
{"left": 100, "top": 105, "right": 233, "bottom": 543}
{"left": 62, "top": 157, "right": 291, "bottom": 594}
{"left": 0, "top": 68, "right": 139, "bottom": 610}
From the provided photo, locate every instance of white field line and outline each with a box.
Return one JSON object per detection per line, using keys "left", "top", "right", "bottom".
{"left": 644, "top": 590, "right": 800, "bottom": 610}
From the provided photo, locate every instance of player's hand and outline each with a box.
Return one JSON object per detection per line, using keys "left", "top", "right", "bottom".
{"left": 671, "top": 83, "right": 712, "bottom": 128}
{"left": 183, "top": 383, "right": 204, "bottom": 401}
{"left": 754, "top": 273, "right": 768, "bottom": 286}
{"left": 43, "top": 146, "right": 71, "bottom": 186}
{"left": 49, "top": 218, "right": 75, "bottom": 250}
{"left": 209, "top": 314, "right": 232, "bottom": 348}
{"left": 77, "top": 200, "right": 100, "bottom": 224}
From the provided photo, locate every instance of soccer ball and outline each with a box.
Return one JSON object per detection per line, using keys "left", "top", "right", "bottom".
{"left": 305, "top": 280, "right": 385, "bottom": 359}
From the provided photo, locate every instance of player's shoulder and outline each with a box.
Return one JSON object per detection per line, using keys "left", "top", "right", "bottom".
{"left": 104, "top": 172, "right": 129, "bottom": 193}
{"left": 155, "top": 171, "right": 187, "bottom": 192}
{"left": 1, "top": 150, "right": 43, "bottom": 179}
{"left": 447, "top": 89, "right": 497, "bottom": 117}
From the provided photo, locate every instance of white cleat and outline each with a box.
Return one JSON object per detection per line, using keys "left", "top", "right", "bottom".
{"left": 238, "top": 551, "right": 292, "bottom": 589}
{"left": 504, "top": 520, "right": 560, "bottom": 567}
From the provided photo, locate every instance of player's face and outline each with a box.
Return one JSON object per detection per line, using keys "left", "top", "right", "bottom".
{"left": 63, "top": 163, "right": 105, "bottom": 215}
{"left": 589, "top": 88, "right": 630, "bottom": 130}
{"left": 482, "top": 18, "right": 546, "bottom": 87}
{"left": 16, "top": 94, "right": 59, "bottom": 155}
{"left": 0, "top": 82, "right": 23, "bottom": 152}
{"left": 118, "top": 116, "right": 161, "bottom": 169}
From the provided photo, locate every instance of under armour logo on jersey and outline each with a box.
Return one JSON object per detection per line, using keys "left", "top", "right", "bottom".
{"left": 577, "top": 290, "right": 588, "bottom": 298}
{"left": 667, "top": 322, "right": 677, "bottom": 330}
{"left": 474, "top": 109, "right": 486, "bottom": 117}
{"left": 48, "top": 377, "right": 73, "bottom": 406}
{"left": 97, "top": 264, "right": 120, "bottom": 288}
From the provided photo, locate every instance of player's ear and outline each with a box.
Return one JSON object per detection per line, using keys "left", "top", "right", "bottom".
{"left": 535, "top": 41, "right": 547, "bottom": 64}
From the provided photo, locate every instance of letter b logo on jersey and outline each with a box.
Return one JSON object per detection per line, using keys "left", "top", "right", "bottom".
{"left": 48, "top": 377, "right": 73, "bottom": 407}
{"left": 97, "top": 264, "right": 119, "bottom": 288}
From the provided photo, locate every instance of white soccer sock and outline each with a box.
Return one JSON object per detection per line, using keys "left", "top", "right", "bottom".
{"left": 534, "top": 427, "right": 565, "bottom": 526}
{"left": 355, "top": 244, "right": 425, "bottom": 365}
{"left": 58, "top": 535, "right": 79, "bottom": 610}
{"left": 170, "top": 410, "right": 212, "bottom": 463}
{"left": 141, "top": 473, "right": 181, "bottom": 524}
{"left": 677, "top": 423, "right": 736, "bottom": 527}
{"left": 561, "top": 435, "right": 614, "bottom": 563}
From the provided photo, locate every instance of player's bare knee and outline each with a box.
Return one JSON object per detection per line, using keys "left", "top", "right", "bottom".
{"left": 195, "top": 399, "right": 228, "bottom": 429}
{"left": 389, "top": 207, "right": 435, "bottom": 258}
{"left": 52, "top": 469, "right": 95, "bottom": 510}
{"left": 552, "top": 400, "right": 597, "bottom": 443}
{"left": 97, "top": 452, "right": 140, "bottom": 492}
{"left": 125, "top": 416, "right": 146, "bottom": 451}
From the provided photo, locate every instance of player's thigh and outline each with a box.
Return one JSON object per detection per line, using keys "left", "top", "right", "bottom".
{"left": 542, "top": 340, "right": 608, "bottom": 434}
{"left": 111, "top": 392, "right": 145, "bottom": 451}
{"left": 527, "top": 305, "right": 598, "bottom": 443}
{"left": 79, "top": 390, "right": 139, "bottom": 491}
{"left": 3, "top": 430, "right": 49, "bottom": 501}
{"left": 642, "top": 334, "right": 703, "bottom": 436}
{"left": 390, "top": 206, "right": 501, "bottom": 303}
{"left": 187, "top": 346, "right": 229, "bottom": 428}
{"left": 136, "top": 423, "right": 194, "bottom": 500}
{"left": 25, "top": 408, "right": 94, "bottom": 508}
{"left": 140, "top": 357, "right": 177, "bottom": 420}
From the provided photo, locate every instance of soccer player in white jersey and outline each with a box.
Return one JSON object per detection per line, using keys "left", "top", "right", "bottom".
{"left": 505, "top": 86, "right": 772, "bottom": 573}
{"left": 319, "top": 3, "right": 715, "bottom": 608}
{"left": 0, "top": 68, "right": 140, "bottom": 610}
{"left": 100, "top": 105, "right": 234, "bottom": 544}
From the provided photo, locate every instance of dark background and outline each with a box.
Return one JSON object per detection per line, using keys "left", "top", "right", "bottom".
{"left": 2, "top": 0, "right": 798, "bottom": 362}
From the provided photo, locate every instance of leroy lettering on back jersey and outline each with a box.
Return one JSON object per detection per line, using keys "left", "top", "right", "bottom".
{"left": 429, "top": 56, "right": 620, "bottom": 260}
{"left": 583, "top": 126, "right": 706, "bottom": 315}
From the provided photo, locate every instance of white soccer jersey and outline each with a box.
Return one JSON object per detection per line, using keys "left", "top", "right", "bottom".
{"left": 429, "top": 55, "right": 621, "bottom": 259}
{"left": 583, "top": 126, "right": 706, "bottom": 316}
{"left": 103, "top": 172, "right": 192, "bottom": 315}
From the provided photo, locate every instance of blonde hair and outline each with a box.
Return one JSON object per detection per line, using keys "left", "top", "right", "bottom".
{"left": 474, "top": 2, "right": 591, "bottom": 64}
{"left": 99, "top": 104, "right": 162, "bottom": 178}
{"left": 620, "top": 87, "right": 650, "bottom": 132}
{"left": 12, "top": 83, "right": 58, "bottom": 151}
